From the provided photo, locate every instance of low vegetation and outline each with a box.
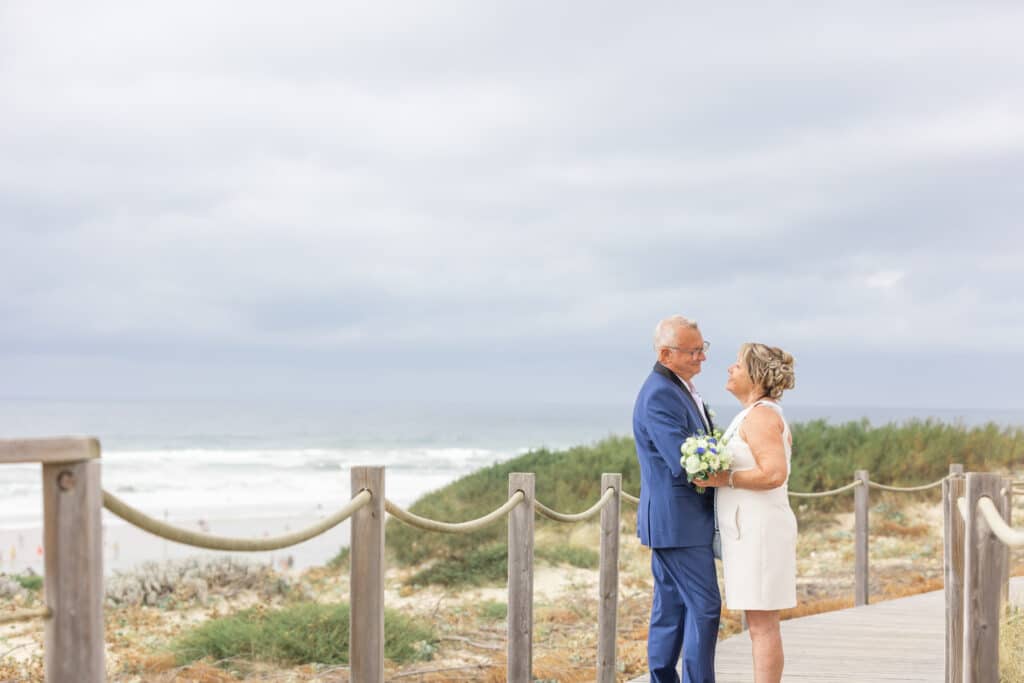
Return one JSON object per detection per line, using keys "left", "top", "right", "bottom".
{"left": 172, "top": 602, "right": 437, "bottom": 668}
{"left": 1001, "top": 607, "right": 1024, "bottom": 683}
{"left": 388, "top": 420, "right": 1024, "bottom": 572}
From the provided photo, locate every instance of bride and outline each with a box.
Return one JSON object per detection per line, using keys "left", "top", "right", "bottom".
{"left": 700, "top": 342, "right": 796, "bottom": 683}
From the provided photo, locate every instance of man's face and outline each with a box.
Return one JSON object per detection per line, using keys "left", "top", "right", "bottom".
{"left": 659, "top": 326, "right": 706, "bottom": 381}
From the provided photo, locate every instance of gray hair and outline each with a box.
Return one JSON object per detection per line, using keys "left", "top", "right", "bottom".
{"left": 653, "top": 315, "right": 699, "bottom": 351}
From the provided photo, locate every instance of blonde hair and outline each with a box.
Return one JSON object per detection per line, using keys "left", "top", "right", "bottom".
{"left": 740, "top": 342, "right": 796, "bottom": 400}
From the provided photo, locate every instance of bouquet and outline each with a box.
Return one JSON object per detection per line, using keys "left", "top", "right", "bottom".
{"left": 680, "top": 430, "right": 731, "bottom": 494}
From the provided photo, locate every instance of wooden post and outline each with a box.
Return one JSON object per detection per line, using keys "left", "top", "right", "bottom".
{"left": 999, "top": 478, "right": 1012, "bottom": 616}
{"left": 854, "top": 470, "right": 870, "bottom": 606}
{"left": 596, "top": 473, "right": 620, "bottom": 683}
{"left": 507, "top": 473, "right": 535, "bottom": 683}
{"left": 350, "top": 466, "right": 385, "bottom": 683}
{"left": 962, "top": 472, "right": 1002, "bottom": 683}
{"left": 944, "top": 464, "right": 965, "bottom": 683}
{"left": 43, "top": 459, "right": 105, "bottom": 683}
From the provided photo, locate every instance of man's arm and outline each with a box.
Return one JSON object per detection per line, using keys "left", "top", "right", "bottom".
{"left": 644, "top": 385, "right": 692, "bottom": 480}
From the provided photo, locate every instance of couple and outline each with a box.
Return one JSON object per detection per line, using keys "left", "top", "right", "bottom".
{"left": 633, "top": 315, "right": 797, "bottom": 683}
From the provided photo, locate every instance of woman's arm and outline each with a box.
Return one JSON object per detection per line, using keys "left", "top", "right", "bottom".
{"left": 700, "top": 405, "right": 788, "bottom": 490}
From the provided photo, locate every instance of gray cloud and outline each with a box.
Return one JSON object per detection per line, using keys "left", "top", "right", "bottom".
{"left": 2, "top": 1, "right": 1023, "bottom": 409}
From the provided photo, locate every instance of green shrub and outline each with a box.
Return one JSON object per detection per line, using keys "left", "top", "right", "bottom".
{"left": 389, "top": 422, "right": 1023, "bottom": 565}
{"left": 15, "top": 575, "right": 43, "bottom": 592}
{"left": 406, "top": 544, "right": 507, "bottom": 587}
{"left": 477, "top": 600, "right": 507, "bottom": 620}
{"left": 173, "top": 602, "right": 436, "bottom": 667}
{"left": 388, "top": 435, "right": 639, "bottom": 568}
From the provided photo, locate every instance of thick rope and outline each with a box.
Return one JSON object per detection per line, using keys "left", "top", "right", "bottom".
{"left": 976, "top": 497, "right": 1024, "bottom": 546}
{"left": 535, "top": 488, "right": 616, "bottom": 522}
{"left": 789, "top": 479, "right": 864, "bottom": 498}
{"left": 622, "top": 491, "right": 639, "bottom": 505}
{"left": 102, "top": 489, "right": 372, "bottom": 551}
{"left": 0, "top": 607, "right": 51, "bottom": 625}
{"left": 384, "top": 491, "right": 525, "bottom": 533}
{"left": 867, "top": 476, "right": 947, "bottom": 493}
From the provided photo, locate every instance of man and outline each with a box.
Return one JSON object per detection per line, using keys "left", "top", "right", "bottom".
{"left": 633, "top": 315, "right": 720, "bottom": 683}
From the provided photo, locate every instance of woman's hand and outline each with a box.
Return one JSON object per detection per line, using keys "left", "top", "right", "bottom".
{"left": 699, "top": 470, "right": 730, "bottom": 488}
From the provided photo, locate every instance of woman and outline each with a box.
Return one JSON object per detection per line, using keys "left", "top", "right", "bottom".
{"left": 700, "top": 342, "right": 796, "bottom": 683}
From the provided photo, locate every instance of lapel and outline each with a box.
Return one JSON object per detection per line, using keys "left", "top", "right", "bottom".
{"left": 652, "top": 362, "right": 712, "bottom": 432}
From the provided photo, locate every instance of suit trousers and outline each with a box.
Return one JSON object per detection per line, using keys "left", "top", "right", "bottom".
{"left": 648, "top": 545, "right": 721, "bottom": 683}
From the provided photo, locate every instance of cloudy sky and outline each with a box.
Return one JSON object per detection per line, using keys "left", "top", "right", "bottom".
{"left": 2, "top": 2, "right": 1022, "bottom": 412}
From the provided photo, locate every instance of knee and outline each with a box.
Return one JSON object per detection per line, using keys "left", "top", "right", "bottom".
{"left": 745, "top": 611, "right": 780, "bottom": 638}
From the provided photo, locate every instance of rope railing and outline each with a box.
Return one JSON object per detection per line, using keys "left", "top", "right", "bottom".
{"left": 2, "top": 432, "right": 1011, "bottom": 683}
{"left": 384, "top": 491, "right": 525, "bottom": 533}
{"left": 102, "top": 489, "right": 373, "bottom": 551}
{"left": 789, "top": 479, "right": 864, "bottom": 498}
{"left": 534, "top": 487, "right": 616, "bottom": 523}
{"left": 622, "top": 474, "right": 952, "bottom": 502}
{"left": 0, "top": 607, "right": 51, "bottom": 625}
{"left": 867, "top": 476, "right": 947, "bottom": 493}
{"left": 957, "top": 495, "right": 1024, "bottom": 546}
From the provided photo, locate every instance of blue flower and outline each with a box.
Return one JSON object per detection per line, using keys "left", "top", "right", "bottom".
{"left": 696, "top": 447, "right": 706, "bottom": 455}
{"left": 710, "top": 448, "right": 718, "bottom": 454}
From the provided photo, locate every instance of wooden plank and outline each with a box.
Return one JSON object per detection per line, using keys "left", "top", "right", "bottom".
{"left": 350, "top": 466, "right": 385, "bottom": 683}
{"left": 507, "top": 473, "right": 535, "bottom": 683}
{"left": 962, "top": 473, "right": 1002, "bottom": 683}
{"left": 0, "top": 437, "right": 100, "bottom": 464}
{"left": 944, "top": 463, "right": 965, "bottom": 683}
{"left": 596, "top": 473, "right": 620, "bottom": 683}
{"left": 627, "top": 579, "right": 1024, "bottom": 683}
{"left": 854, "top": 469, "right": 870, "bottom": 606}
{"left": 43, "top": 459, "right": 105, "bottom": 683}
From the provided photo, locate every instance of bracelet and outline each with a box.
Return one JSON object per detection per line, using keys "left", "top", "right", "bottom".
{"left": 728, "top": 470, "right": 736, "bottom": 488}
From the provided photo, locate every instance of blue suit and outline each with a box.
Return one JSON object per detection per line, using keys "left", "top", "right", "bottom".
{"left": 634, "top": 362, "right": 721, "bottom": 683}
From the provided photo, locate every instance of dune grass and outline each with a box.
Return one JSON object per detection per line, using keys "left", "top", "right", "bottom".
{"left": 14, "top": 574, "right": 43, "bottom": 592}
{"left": 387, "top": 420, "right": 1023, "bottom": 572}
{"left": 1001, "top": 606, "right": 1024, "bottom": 682}
{"left": 172, "top": 602, "right": 437, "bottom": 668}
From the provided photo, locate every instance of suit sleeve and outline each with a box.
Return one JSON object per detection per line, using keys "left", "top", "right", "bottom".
{"left": 644, "top": 385, "right": 694, "bottom": 480}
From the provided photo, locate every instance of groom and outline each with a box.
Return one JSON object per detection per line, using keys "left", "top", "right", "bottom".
{"left": 633, "top": 315, "right": 720, "bottom": 683}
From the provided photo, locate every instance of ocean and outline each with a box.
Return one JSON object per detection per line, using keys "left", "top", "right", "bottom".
{"left": 1, "top": 398, "right": 1021, "bottom": 574}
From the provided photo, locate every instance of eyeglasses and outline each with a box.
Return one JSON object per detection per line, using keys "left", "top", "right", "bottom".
{"left": 666, "top": 341, "right": 710, "bottom": 359}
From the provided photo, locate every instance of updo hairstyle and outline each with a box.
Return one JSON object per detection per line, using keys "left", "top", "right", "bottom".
{"left": 740, "top": 343, "right": 796, "bottom": 400}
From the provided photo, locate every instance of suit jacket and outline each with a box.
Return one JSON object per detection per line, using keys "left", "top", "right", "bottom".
{"left": 633, "top": 362, "right": 716, "bottom": 548}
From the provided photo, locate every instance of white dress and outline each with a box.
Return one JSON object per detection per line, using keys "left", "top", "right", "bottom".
{"left": 716, "top": 400, "right": 797, "bottom": 611}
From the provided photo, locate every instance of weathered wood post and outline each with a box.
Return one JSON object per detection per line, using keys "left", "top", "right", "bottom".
{"left": 507, "top": 473, "right": 535, "bottom": 683}
{"left": 41, "top": 439, "right": 106, "bottom": 683}
{"left": 597, "top": 473, "right": 621, "bottom": 683}
{"left": 962, "top": 472, "right": 1003, "bottom": 683}
{"left": 351, "top": 466, "right": 385, "bottom": 683}
{"left": 944, "top": 463, "right": 965, "bottom": 683}
{"left": 998, "top": 479, "right": 1012, "bottom": 616}
{"left": 854, "top": 469, "right": 870, "bottom": 606}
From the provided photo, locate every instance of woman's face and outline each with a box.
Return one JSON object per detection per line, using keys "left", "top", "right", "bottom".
{"left": 726, "top": 351, "right": 754, "bottom": 398}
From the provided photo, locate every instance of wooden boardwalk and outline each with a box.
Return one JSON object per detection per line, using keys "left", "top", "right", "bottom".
{"left": 630, "top": 576, "right": 1023, "bottom": 682}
